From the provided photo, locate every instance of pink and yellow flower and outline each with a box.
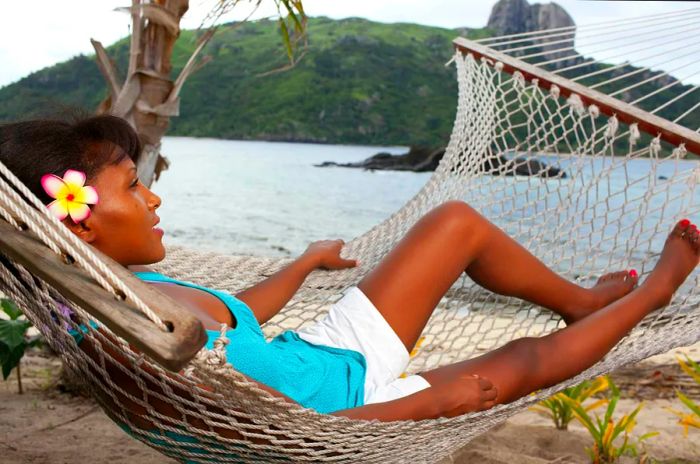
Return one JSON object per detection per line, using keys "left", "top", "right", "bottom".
{"left": 41, "top": 169, "right": 99, "bottom": 224}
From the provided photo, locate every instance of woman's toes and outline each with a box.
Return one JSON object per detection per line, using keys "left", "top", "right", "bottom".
{"left": 627, "top": 269, "right": 639, "bottom": 286}
{"left": 688, "top": 225, "right": 700, "bottom": 250}
{"left": 688, "top": 225, "right": 697, "bottom": 239}
{"left": 672, "top": 218, "right": 691, "bottom": 238}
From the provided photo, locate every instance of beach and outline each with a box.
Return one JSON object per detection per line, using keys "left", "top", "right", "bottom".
{"left": 2, "top": 342, "right": 698, "bottom": 464}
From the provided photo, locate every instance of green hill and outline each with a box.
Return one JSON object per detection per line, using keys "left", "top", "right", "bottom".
{"left": 0, "top": 16, "right": 696, "bottom": 149}
{"left": 0, "top": 17, "right": 493, "bottom": 146}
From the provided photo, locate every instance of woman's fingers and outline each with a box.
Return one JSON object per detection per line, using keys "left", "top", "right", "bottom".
{"left": 477, "top": 376, "right": 494, "bottom": 390}
{"left": 480, "top": 400, "right": 496, "bottom": 410}
{"left": 483, "top": 387, "right": 498, "bottom": 401}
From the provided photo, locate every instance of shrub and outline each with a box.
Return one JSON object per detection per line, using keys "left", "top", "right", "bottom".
{"left": 665, "top": 354, "right": 700, "bottom": 437}
{"left": 529, "top": 376, "right": 609, "bottom": 430}
{"left": 0, "top": 298, "right": 42, "bottom": 394}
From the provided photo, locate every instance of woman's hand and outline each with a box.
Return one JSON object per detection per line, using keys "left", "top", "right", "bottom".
{"left": 428, "top": 374, "right": 498, "bottom": 418}
{"left": 303, "top": 239, "right": 358, "bottom": 270}
{"left": 237, "top": 239, "right": 356, "bottom": 324}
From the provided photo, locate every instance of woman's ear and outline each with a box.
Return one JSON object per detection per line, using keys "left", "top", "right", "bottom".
{"left": 64, "top": 217, "right": 97, "bottom": 243}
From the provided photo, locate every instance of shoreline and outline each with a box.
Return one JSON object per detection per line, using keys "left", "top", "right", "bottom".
{"left": 163, "top": 134, "right": 410, "bottom": 151}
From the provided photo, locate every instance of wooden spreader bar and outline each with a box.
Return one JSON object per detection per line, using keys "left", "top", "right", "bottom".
{"left": 453, "top": 37, "right": 700, "bottom": 156}
{"left": 0, "top": 219, "right": 207, "bottom": 372}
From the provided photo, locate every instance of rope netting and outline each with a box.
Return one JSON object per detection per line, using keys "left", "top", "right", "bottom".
{"left": 1, "top": 35, "right": 699, "bottom": 464}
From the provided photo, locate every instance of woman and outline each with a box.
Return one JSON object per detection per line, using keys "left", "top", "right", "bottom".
{"left": 1, "top": 114, "right": 698, "bottom": 423}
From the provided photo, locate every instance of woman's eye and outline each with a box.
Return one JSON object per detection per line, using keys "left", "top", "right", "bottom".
{"left": 131, "top": 178, "right": 139, "bottom": 187}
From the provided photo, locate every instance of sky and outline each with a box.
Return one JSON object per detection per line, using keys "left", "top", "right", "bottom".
{"left": 0, "top": 0, "right": 698, "bottom": 88}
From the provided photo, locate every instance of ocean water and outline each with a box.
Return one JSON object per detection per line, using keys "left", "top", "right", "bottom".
{"left": 155, "top": 137, "right": 427, "bottom": 257}
{"left": 155, "top": 137, "right": 699, "bottom": 262}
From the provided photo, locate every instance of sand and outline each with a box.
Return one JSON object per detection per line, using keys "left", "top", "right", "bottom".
{"left": 1, "top": 344, "right": 699, "bottom": 464}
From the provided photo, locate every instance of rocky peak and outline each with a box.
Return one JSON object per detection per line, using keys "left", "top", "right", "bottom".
{"left": 528, "top": 3, "right": 574, "bottom": 32}
{"left": 488, "top": 0, "right": 574, "bottom": 35}
{"left": 487, "top": 0, "right": 577, "bottom": 68}
{"left": 487, "top": 0, "right": 532, "bottom": 35}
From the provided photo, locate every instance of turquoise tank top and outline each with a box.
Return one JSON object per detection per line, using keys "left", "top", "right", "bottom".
{"left": 69, "top": 271, "right": 367, "bottom": 414}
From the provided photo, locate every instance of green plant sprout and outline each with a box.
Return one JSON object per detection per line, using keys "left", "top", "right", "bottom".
{"left": 529, "top": 375, "right": 610, "bottom": 430}
{"left": 0, "top": 298, "right": 42, "bottom": 394}
{"left": 665, "top": 354, "right": 700, "bottom": 437}
{"left": 563, "top": 377, "right": 658, "bottom": 463}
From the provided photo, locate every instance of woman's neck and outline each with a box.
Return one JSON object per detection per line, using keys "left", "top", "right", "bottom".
{"left": 127, "top": 264, "right": 155, "bottom": 273}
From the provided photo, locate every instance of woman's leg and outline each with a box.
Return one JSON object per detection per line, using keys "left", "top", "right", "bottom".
{"left": 420, "top": 221, "right": 699, "bottom": 406}
{"left": 357, "top": 200, "right": 636, "bottom": 352}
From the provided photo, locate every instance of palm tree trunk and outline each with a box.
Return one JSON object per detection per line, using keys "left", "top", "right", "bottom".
{"left": 132, "top": 0, "right": 188, "bottom": 187}
{"left": 91, "top": 0, "right": 306, "bottom": 187}
{"left": 94, "top": 0, "right": 190, "bottom": 188}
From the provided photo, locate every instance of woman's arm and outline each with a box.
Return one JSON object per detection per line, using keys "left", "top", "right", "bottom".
{"left": 235, "top": 252, "right": 319, "bottom": 324}
{"left": 235, "top": 239, "right": 357, "bottom": 325}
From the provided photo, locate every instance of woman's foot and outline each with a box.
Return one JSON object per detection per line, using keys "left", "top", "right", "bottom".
{"left": 563, "top": 270, "right": 638, "bottom": 324}
{"left": 641, "top": 219, "right": 700, "bottom": 308}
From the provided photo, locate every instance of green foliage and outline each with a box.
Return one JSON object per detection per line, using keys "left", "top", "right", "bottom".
{"left": 0, "top": 17, "right": 695, "bottom": 149}
{"left": 0, "top": 298, "right": 42, "bottom": 393}
{"left": 0, "top": 18, "right": 480, "bottom": 147}
{"left": 561, "top": 377, "right": 658, "bottom": 463}
{"left": 665, "top": 355, "right": 700, "bottom": 437}
{"left": 529, "top": 376, "right": 609, "bottom": 430}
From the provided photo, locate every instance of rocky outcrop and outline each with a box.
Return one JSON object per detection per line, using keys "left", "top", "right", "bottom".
{"left": 488, "top": 0, "right": 575, "bottom": 36}
{"left": 528, "top": 3, "right": 575, "bottom": 32}
{"left": 487, "top": 0, "right": 532, "bottom": 35}
{"left": 315, "top": 146, "right": 567, "bottom": 178}
{"left": 315, "top": 146, "right": 444, "bottom": 172}
{"left": 487, "top": 0, "right": 579, "bottom": 69}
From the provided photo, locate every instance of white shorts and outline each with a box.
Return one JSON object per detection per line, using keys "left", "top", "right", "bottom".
{"left": 295, "top": 286, "right": 431, "bottom": 405}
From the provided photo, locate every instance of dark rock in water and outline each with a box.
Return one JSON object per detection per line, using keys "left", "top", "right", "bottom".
{"left": 314, "top": 146, "right": 445, "bottom": 173}
{"left": 658, "top": 175, "right": 668, "bottom": 180}
{"left": 314, "top": 146, "right": 567, "bottom": 178}
{"left": 490, "top": 155, "right": 568, "bottom": 178}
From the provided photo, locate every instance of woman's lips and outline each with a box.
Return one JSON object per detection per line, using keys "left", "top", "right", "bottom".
{"left": 153, "top": 227, "right": 164, "bottom": 236}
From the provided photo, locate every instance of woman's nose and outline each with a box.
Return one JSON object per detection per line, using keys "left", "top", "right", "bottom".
{"left": 149, "top": 191, "right": 162, "bottom": 210}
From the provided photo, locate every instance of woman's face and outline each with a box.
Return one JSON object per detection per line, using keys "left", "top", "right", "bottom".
{"left": 65, "top": 147, "right": 165, "bottom": 267}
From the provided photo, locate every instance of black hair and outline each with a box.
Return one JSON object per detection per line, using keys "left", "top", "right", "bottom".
{"left": 0, "top": 112, "right": 141, "bottom": 206}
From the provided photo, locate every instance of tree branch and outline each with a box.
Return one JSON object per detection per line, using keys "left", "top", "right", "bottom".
{"left": 90, "top": 39, "right": 122, "bottom": 101}
{"left": 126, "top": 0, "right": 144, "bottom": 78}
{"left": 115, "top": 3, "right": 180, "bottom": 36}
{"left": 168, "top": 28, "right": 217, "bottom": 104}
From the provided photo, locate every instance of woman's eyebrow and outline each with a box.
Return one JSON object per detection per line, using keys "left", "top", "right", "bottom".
{"left": 125, "top": 166, "right": 138, "bottom": 183}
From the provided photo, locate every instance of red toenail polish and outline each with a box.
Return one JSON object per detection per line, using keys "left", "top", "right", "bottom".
{"left": 680, "top": 219, "right": 690, "bottom": 227}
{"left": 629, "top": 269, "right": 637, "bottom": 278}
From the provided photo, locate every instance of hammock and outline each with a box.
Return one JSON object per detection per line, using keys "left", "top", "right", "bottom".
{"left": 1, "top": 9, "right": 699, "bottom": 463}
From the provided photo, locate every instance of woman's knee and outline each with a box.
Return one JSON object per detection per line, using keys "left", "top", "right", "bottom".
{"left": 428, "top": 200, "right": 483, "bottom": 236}
{"left": 500, "top": 337, "right": 544, "bottom": 397}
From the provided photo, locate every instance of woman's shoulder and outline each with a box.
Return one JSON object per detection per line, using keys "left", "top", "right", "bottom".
{"left": 142, "top": 278, "right": 234, "bottom": 329}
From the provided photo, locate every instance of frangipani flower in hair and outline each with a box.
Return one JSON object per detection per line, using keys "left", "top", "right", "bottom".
{"left": 41, "top": 169, "right": 99, "bottom": 224}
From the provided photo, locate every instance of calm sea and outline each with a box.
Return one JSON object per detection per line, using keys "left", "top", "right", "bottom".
{"left": 155, "top": 137, "right": 699, "bottom": 260}
{"left": 156, "top": 137, "right": 424, "bottom": 258}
